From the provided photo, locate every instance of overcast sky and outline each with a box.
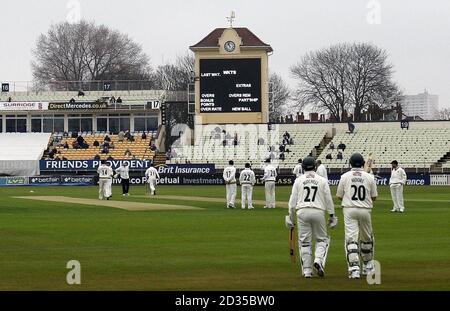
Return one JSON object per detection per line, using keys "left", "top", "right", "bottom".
{"left": 1, "top": 0, "right": 449, "bottom": 107}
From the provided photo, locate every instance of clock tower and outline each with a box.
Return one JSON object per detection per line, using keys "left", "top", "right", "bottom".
{"left": 190, "top": 25, "right": 272, "bottom": 124}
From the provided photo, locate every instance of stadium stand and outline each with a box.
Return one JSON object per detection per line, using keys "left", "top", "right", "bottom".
{"left": 43, "top": 132, "right": 157, "bottom": 161}
{"left": 167, "top": 123, "right": 450, "bottom": 173}
{"left": 0, "top": 90, "right": 164, "bottom": 103}
{"left": 317, "top": 128, "right": 450, "bottom": 170}
{"left": 168, "top": 124, "right": 326, "bottom": 169}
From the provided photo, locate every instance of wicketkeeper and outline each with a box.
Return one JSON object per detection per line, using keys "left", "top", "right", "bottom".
{"left": 337, "top": 153, "right": 378, "bottom": 279}
{"left": 286, "top": 156, "right": 337, "bottom": 278}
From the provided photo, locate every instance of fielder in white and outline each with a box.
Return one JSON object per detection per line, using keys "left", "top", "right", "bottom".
{"left": 262, "top": 159, "right": 277, "bottom": 208}
{"left": 337, "top": 153, "right": 378, "bottom": 279}
{"left": 97, "top": 160, "right": 113, "bottom": 200}
{"left": 239, "top": 163, "right": 256, "bottom": 210}
{"left": 389, "top": 160, "right": 407, "bottom": 213}
{"left": 293, "top": 159, "right": 303, "bottom": 178}
{"left": 316, "top": 160, "right": 328, "bottom": 180}
{"left": 145, "top": 163, "right": 160, "bottom": 195}
{"left": 286, "top": 156, "right": 338, "bottom": 278}
{"left": 223, "top": 160, "right": 237, "bottom": 209}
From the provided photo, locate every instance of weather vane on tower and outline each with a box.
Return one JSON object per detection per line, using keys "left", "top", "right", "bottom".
{"left": 226, "top": 11, "right": 236, "bottom": 27}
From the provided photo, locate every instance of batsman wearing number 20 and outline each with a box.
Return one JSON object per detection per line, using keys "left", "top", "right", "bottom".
{"left": 337, "top": 153, "right": 378, "bottom": 279}
{"left": 286, "top": 156, "right": 338, "bottom": 278}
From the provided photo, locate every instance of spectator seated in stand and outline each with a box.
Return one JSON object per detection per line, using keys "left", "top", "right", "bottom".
{"left": 93, "top": 154, "right": 100, "bottom": 160}
{"left": 118, "top": 131, "right": 125, "bottom": 142}
{"left": 72, "top": 141, "right": 80, "bottom": 149}
{"left": 104, "top": 135, "right": 111, "bottom": 142}
{"left": 109, "top": 142, "right": 115, "bottom": 149}
{"left": 77, "top": 90, "right": 85, "bottom": 97}
{"left": 124, "top": 149, "right": 132, "bottom": 157}
{"left": 326, "top": 153, "right": 333, "bottom": 160}
{"left": 107, "top": 156, "right": 114, "bottom": 161}
{"left": 347, "top": 122, "right": 355, "bottom": 134}
{"left": 63, "top": 142, "right": 69, "bottom": 149}
{"left": 279, "top": 144, "right": 285, "bottom": 152}
{"left": 150, "top": 144, "right": 158, "bottom": 152}
{"left": 338, "top": 141, "right": 346, "bottom": 152}
{"left": 76, "top": 135, "right": 89, "bottom": 149}
{"left": 116, "top": 97, "right": 122, "bottom": 103}
{"left": 142, "top": 132, "right": 147, "bottom": 140}
{"left": 279, "top": 152, "right": 285, "bottom": 161}
{"left": 101, "top": 146, "right": 109, "bottom": 154}
{"left": 337, "top": 151, "right": 343, "bottom": 160}
{"left": 93, "top": 140, "right": 100, "bottom": 147}
{"left": 329, "top": 142, "right": 335, "bottom": 151}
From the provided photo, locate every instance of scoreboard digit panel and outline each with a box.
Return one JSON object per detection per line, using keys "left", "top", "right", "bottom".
{"left": 199, "top": 58, "right": 261, "bottom": 113}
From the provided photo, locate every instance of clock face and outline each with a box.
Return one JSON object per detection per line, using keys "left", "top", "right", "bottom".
{"left": 224, "top": 41, "right": 236, "bottom": 52}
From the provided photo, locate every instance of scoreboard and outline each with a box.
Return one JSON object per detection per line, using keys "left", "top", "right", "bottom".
{"left": 199, "top": 58, "right": 261, "bottom": 113}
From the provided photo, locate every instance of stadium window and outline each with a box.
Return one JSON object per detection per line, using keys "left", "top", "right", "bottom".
{"left": 147, "top": 116, "right": 158, "bottom": 131}
{"left": 109, "top": 118, "right": 120, "bottom": 134}
{"left": 6, "top": 115, "right": 27, "bottom": 132}
{"left": 119, "top": 117, "right": 130, "bottom": 132}
{"left": 68, "top": 118, "right": 80, "bottom": 133}
{"left": 43, "top": 118, "right": 53, "bottom": 133}
{"left": 134, "top": 117, "right": 146, "bottom": 132}
{"left": 31, "top": 119, "right": 42, "bottom": 132}
{"left": 81, "top": 117, "right": 93, "bottom": 132}
{"left": 97, "top": 117, "right": 107, "bottom": 132}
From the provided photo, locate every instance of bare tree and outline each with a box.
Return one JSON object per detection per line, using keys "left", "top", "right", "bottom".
{"left": 291, "top": 43, "right": 401, "bottom": 121}
{"left": 32, "top": 21, "right": 151, "bottom": 88}
{"left": 291, "top": 44, "right": 350, "bottom": 121}
{"left": 438, "top": 108, "right": 450, "bottom": 120}
{"left": 152, "top": 52, "right": 194, "bottom": 91}
{"left": 269, "top": 72, "right": 291, "bottom": 121}
{"left": 346, "top": 43, "right": 402, "bottom": 120}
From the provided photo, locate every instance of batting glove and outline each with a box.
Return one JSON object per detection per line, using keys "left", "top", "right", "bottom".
{"left": 285, "top": 215, "right": 295, "bottom": 229}
{"left": 328, "top": 216, "right": 338, "bottom": 229}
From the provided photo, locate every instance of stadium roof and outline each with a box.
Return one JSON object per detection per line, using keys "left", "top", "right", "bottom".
{"left": 190, "top": 27, "right": 273, "bottom": 52}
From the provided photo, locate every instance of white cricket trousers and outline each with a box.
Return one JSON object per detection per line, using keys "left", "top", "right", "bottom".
{"left": 343, "top": 207, "right": 374, "bottom": 272}
{"left": 148, "top": 178, "right": 157, "bottom": 195}
{"left": 226, "top": 183, "right": 237, "bottom": 207}
{"left": 390, "top": 184, "right": 405, "bottom": 212}
{"left": 297, "top": 208, "right": 330, "bottom": 275}
{"left": 264, "top": 181, "right": 276, "bottom": 208}
{"left": 241, "top": 184, "right": 253, "bottom": 209}
{"left": 98, "top": 178, "right": 112, "bottom": 199}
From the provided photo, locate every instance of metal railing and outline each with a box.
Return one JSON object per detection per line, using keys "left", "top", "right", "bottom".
{"left": 1, "top": 80, "right": 157, "bottom": 94}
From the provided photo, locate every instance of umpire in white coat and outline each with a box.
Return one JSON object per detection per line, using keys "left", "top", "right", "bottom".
{"left": 115, "top": 162, "right": 130, "bottom": 196}
{"left": 389, "top": 160, "right": 407, "bottom": 213}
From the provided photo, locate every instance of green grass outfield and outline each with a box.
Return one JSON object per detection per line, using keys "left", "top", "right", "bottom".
{"left": 0, "top": 185, "right": 449, "bottom": 291}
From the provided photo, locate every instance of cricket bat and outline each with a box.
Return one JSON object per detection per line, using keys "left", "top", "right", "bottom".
{"left": 289, "top": 226, "right": 296, "bottom": 263}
